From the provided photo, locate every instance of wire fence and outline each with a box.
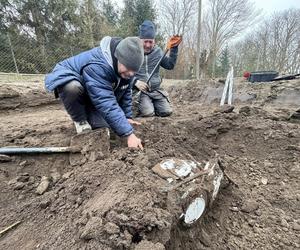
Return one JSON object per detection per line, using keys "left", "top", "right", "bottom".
{"left": 0, "top": 31, "right": 193, "bottom": 80}
{"left": 0, "top": 32, "right": 80, "bottom": 74}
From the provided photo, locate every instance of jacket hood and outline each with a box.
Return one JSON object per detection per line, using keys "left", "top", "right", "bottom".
{"left": 99, "top": 36, "right": 114, "bottom": 69}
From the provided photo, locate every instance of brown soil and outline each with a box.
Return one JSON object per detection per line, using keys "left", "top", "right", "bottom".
{"left": 0, "top": 77, "right": 299, "bottom": 249}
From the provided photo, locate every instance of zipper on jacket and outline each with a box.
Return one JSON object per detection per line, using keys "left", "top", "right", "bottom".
{"left": 113, "top": 78, "right": 120, "bottom": 91}
{"left": 145, "top": 55, "right": 149, "bottom": 78}
{"left": 145, "top": 54, "right": 151, "bottom": 91}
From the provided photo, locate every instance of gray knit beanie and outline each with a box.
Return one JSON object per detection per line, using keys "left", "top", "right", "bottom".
{"left": 114, "top": 37, "right": 144, "bottom": 72}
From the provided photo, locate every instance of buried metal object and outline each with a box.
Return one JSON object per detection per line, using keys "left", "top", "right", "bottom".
{"left": 152, "top": 158, "right": 223, "bottom": 226}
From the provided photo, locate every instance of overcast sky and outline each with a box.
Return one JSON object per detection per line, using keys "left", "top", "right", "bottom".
{"left": 252, "top": 0, "right": 300, "bottom": 14}
{"left": 118, "top": 0, "right": 300, "bottom": 14}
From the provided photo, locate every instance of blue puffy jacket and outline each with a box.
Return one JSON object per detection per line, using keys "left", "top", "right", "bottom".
{"left": 45, "top": 36, "right": 133, "bottom": 137}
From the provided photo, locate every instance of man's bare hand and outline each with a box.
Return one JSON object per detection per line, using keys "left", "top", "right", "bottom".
{"left": 135, "top": 80, "right": 149, "bottom": 92}
{"left": 127, "top": 133, "right": 143, "bottom": 150}
{"left": 127, "top": 119, "right": 142, "bottom": 126}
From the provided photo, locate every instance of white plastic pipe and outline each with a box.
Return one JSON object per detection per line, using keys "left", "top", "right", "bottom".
{"left": 0, "top": 147, "right": 77, "bottom": 155}
{"left": 228, "top": 67, "right": 234, "bottom": 105}
{"left": 220, "top": 67, "right": 234, "bottom": 106}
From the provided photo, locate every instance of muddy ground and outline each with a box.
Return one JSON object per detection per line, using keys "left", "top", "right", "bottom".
{"left": 0, "top": 76, "right": 299, "bottom": 249}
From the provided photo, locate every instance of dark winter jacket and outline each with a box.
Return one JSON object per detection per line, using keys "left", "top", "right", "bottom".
{"left": 134, "top": 46, "right": 178, "bottom": 91}
{"left": 45, "top": 36, "right": 134, "bottom": 137}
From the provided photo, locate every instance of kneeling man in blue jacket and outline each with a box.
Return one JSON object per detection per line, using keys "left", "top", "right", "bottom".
{"left": 45, "top": 36, "right": 144, "bottom": 149}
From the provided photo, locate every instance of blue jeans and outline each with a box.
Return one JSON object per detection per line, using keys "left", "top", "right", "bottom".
{"left": 138, "top": 90, "right": 172, "bottom": 117}
{"left": 56, "top": 80, "right": 108, "bottom": 129}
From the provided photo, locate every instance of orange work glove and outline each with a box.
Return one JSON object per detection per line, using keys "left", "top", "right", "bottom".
{"left": 167, "top": 35, "right": 182, "bottom": 49}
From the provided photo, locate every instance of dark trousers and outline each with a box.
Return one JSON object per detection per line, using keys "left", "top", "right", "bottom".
{"left": 57, "top": 80, "right": 108, "bottom": 129}
{"left": 138, "top": 90, "right": 172, "bottom": 117}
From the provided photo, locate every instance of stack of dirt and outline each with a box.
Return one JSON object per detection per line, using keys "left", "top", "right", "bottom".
{"left": 0, "top": 78, "right": 299, "bottom": 249}
{"left": 168, "top": 77, "right": 300, "bottom": 110}
{"left": 0, "top": 80, "right": 58, "bottom": 111}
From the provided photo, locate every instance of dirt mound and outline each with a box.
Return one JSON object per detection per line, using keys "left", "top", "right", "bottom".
{"left": 168, "top": 77, "right": 300, "bottom": 109}
{"left": 0, "top": 78, "right": 299, "bottom": 249}
{"left": 0, "top": 80, "right": 57, "bottom": 111}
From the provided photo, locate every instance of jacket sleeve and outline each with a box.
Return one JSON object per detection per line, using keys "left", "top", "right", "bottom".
{"left": 160, "top": 46, "right": 178, "bottom": 70}
{"left": 118, "top": 81, "right": 133, "bottom": 119}
{"left": 82, "top": 64, "right": 133, "bottom": 137}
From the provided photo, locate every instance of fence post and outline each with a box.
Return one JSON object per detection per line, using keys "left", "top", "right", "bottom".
{"left": 7, "top": 33, "right": 19, "bottom": 74}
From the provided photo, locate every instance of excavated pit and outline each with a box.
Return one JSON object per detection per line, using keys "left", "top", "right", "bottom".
{"left": 0, "top": 77, "right": 299, "bottom": 249}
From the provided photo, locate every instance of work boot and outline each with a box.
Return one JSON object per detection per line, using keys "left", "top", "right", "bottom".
{"left": 74, "top": 120, "right": 92, "bottom": 134}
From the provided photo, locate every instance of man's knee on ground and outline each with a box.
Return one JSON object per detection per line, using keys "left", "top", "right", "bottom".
{"left": 156, "top": 109, "right": 172, "bottom": 117}
{"left": 139, "top": 107, "right": 155, "bottom": 117}
{"left": 155, "top": 105, "right": 172, "bottom": 117}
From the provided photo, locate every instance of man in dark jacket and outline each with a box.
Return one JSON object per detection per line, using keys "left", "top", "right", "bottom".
{"left": 45, "top": 36, "right": 144, "bottom": 149}
{"left": 133, "top": 20, "right": 182, "bottom": 117}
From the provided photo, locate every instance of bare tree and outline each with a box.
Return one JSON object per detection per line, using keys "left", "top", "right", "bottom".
{"left": 231, "top": 9, "right": 300, "bottom": 75}
{"left": 195, "top": 0, "right": 202, "bottom": 80}
{"left": 158, "top": 0, "right": 197, "bottom": 36}
{"left": 269, "top": 9, "right": 300, "bottom": 72}
{"left": 157, "top": 0, "right": 198, "bottom": 79}
{"left": 204, "top": 0, "right": 258, "bottom": 77}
